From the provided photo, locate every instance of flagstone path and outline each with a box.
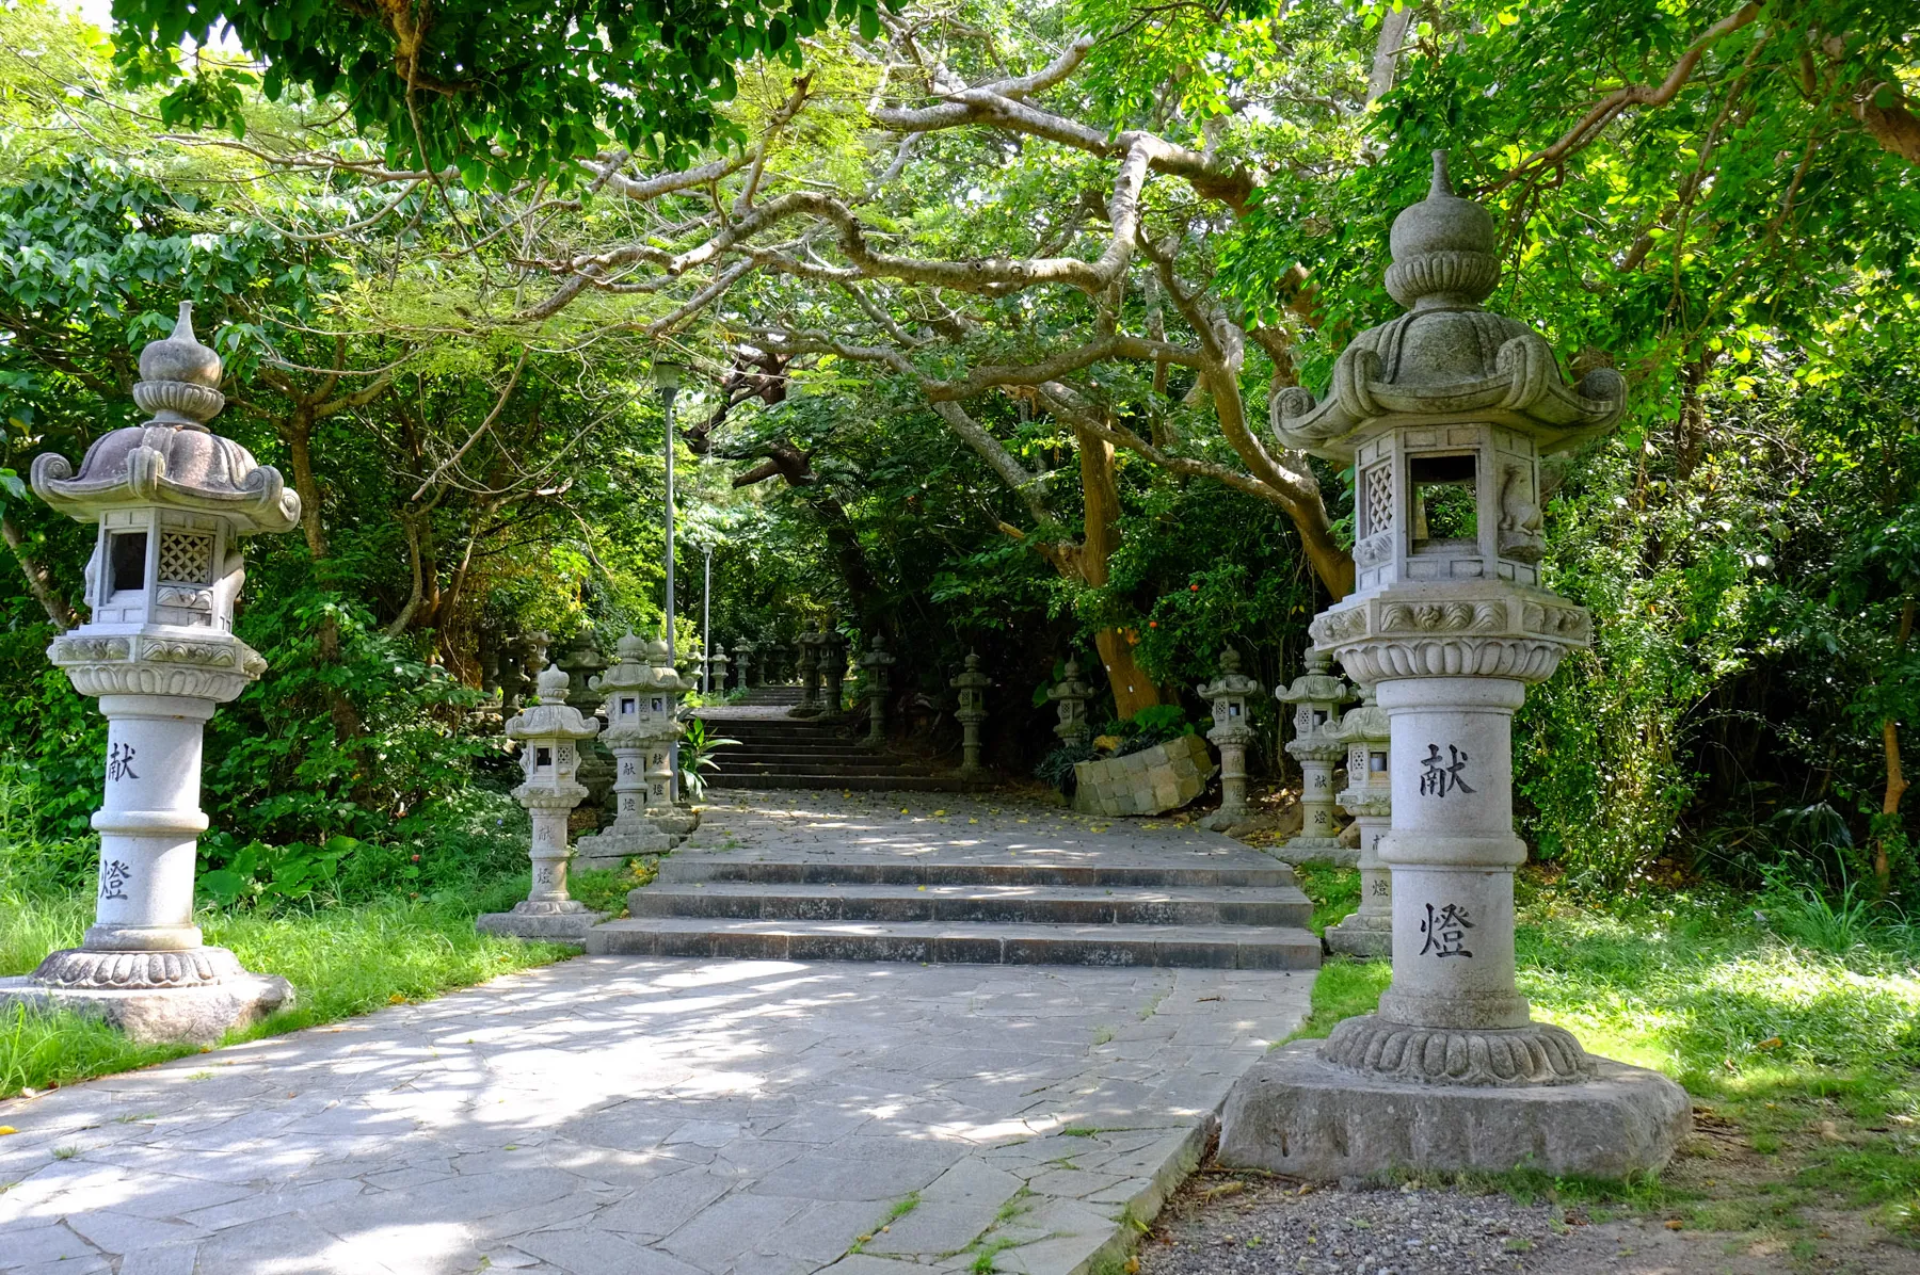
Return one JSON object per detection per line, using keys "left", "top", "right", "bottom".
{"left": 0, "top": 793, "right": 1313, "bottom": 1275}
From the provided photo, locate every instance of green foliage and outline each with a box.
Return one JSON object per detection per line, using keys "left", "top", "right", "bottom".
{"left": 1035, "top": 743, "right": 1096, "bottom": 795}
{"left": 110, "top": 0, "right": 884, "bottom": 181}
{"left": 677, "top": 717, "right": 740, "bottom": 802}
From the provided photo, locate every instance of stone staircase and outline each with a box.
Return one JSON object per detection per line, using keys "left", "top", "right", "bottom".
{"left": 585, "top": 795, "right": 1321, "bottom": 970}
{"left": 699, "top": 689, "right": 971, "bottom": 792}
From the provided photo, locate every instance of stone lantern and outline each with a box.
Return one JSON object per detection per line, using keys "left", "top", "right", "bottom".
{"left": 1048, "top": 658, "right": 1093, "bottom": 747}
{"left": 819, "top": 623, "right": 849, "bottom": 715}
{"left": 571, "top": 632, "right": 672, "bottom": 868}
{"left": 478, "top": 665, "right": 606, "bottom": 940}
{"left": 951, "top": 651, "right": 991, "bottom": 778}
{"left": 1218, "top": 153, "right": 1686, "bottom": 1180}
{"left": 641, "top": 636, "right": 699, "bottom": 840}
{"left": 1199, "top": 647, "right": 1261, "bottom": 831}
{"left": 733, "top": 636, "right": 755, "bottom": 690}
{"left": 1326, "top": 687, "right": 1393, "bottom": 957}
{"left": 790, "top": 622, "right": 823, "bottom": 716}
{"left": 559, "top": 631, "right": 614, "bottom": 822}
{"left": 1276, "top": 650, "right": 1355, "bottom": 862}
{"left": 705, "top": 644, "right": 730, "bottom": 695}
{"left": 0, "top": 302, "right": 299, "bottom": 1044}
{"left": 857, "top": 634, "right": 896, "bottom": 747}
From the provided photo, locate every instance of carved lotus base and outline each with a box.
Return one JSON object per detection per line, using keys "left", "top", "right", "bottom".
{"left": 49, "top": 629, "right": 264, "bottom": 702}
{"left": 31, "top": 944, "right": 246, "bottom": 990}
{"left": 0, "top": 945, "right": 292, "bottom": 1044}
{"left": 1320, "top": 1015, "right": 1595, "bottom": 1087}
{"left": 1311, "top": 581, "right": 1591, "bottom": 686}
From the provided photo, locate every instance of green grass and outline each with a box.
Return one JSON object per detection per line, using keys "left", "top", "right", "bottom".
{"left": 1276, "top": 864, "right": 1920, "bottom": 1236}
{"left": 568, "top": 858, "right": 658, "bottom": 918}
{"left": 1291, "top": 861, "right": 1360, "bottom": 935}
{"left": 0, "top": 874, "right": 575, "bottom": 1099}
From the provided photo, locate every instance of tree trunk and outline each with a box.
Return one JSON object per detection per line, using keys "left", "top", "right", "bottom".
{"left": 2, "top": 509, "right": 76, "bottom": 631}
{"left": 1877, "top": 595, "right": 1915, "bottom": 895}
{"left": 284, "top": 408, "right": 329, "bottom": 560}
{"left": 1075, "top": 425, "right": 1162, "bottom": 718}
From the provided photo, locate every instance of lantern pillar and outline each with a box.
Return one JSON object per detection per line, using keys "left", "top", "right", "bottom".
{"left": 1327, "top": 687, "right": 1393, "bottom": 957}
{"left": 857, "top": 635, "right": 896, "bottom": 747}
{"left": 1200, "top": 647, "right": 1260, "bottom": 831}
{"left": 951, "top": 651, "right": 991, "bottom": 778}
{"left": 572, "top": 632, "right": 673, "bottom": 868}
{"left": 479, "top": 666, "right": 606, "bottom": 940}
{"left": 1276, "top": 651, "right": 1356, "bottom": 862}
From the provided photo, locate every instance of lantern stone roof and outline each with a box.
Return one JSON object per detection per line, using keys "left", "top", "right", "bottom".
{"left": 1330, "top": 686, "right": 1390, "bottom": 744}
{"left": 951, "top": 650, "right": 990, "bottom": 692}
{"left": 30, "top": 303, "right": 300, "bottom": 535}
{"left": 506, "top": 665, "right": 600, "bottom": 740}
{"left": 644, "top": 637, "right": 692, "bottom": 693}
{"left": 1199, "top": 647, "right": 1261, "bottom": 701}
{"left": 1276, "top": 649, "right": 1354, "bottom": 706}
{"left": 1271, "top": 153, "right": 1627, "bottom": 463}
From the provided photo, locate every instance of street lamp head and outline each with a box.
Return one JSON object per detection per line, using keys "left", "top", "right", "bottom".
{"left": 653, "top": 360, "right": 686, "bottom": 397}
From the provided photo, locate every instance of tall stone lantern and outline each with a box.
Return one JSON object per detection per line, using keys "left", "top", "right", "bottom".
{"left": 705, "top": 644, "right": 730, "bottom": 695}
{"left": 1199, "top": 647, "right": 1261, "bottom": 831}
{"left": 571, "top": 632, "right": 672, "bottom": 868}
{"left": 640, "top": 636, "right": 700, "bottom": 840}
{"left": 733, "top": 637, "right": 755, "bottom": 690}
{"left": 790, "top": 622, "right": 823, "bottom": 716}
{"left": 0, "top": 303, "right": 298, "bottom": 1044}
{"left": 950, "top": 651, "right": 991, "bottom": 778}
{"left": 559, "top": 631, "right": 615, "bottom": 823}
{"left": 819, "top": 623, "right": 849, "bottom": 714}
{"left": 477, "top": 666, "right": 606, "bottom": 940}
{"left": 1049, "top": 658, "right": 1093, "bottom": 747}
{"left": 1326, "top": 688, "right": 1393, "bottom": 957}
{"left": 857, "top": 634, "right": 896, "bottom": 747}
{"left": 1276, "top": 650, "right": 1355, "bottom": 862}
{"left": 1219, "top": 154, "right": 1687, "bottom": 1180}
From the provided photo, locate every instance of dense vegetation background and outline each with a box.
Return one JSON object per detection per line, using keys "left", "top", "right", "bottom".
{"left": 0, "top": 0, "right": 1916, "bottom": 915}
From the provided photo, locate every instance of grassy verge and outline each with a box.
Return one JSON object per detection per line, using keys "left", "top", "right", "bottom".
{"left": 1286, "top": 864, "right": 1920, "bottom": 1248}
{"left": 1, "top": 874, "right": 575, "bottom": 1100}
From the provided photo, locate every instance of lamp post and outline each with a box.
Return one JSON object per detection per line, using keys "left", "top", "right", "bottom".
{"left": 654, "top": 359, "right": 684, "bottom": 795}
{"left": 701, "top": 543, "right": 713, "bottom": 693}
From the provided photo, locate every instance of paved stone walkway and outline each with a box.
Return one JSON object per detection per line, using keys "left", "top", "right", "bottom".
{"left": 0, "top": 794, "right": 1312, "bottom": 1275}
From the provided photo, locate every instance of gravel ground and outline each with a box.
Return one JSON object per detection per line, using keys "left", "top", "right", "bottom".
{"left": 1136, "top": 1171, "right": 1920, "bottom": 1275}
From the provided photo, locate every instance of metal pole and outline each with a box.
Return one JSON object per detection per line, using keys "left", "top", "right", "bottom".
{"left": 702, "top": 545, "right": 713, "bottom": 693}
{"left": 661, "top": 384, "right": 678, "bottom": 800}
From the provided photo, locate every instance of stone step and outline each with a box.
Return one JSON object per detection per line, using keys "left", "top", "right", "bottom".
{"left": 628, "top": 882, "right": 1313, "bottom": 928}
{"left": 660, "top": 856, "right": 1298, "bottom": 890}
{"left": 722, "top": 761, "right": 936, "bottom": 777}
{"left": 583, "top": 917, "right": 1320, "bottom": 969}
{"left": 705, "top": 773, "right": 972, "bottom": 792}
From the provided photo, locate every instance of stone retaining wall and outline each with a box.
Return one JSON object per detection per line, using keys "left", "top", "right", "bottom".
{"left": 1072, "top": 732, "right": 1216, "bottom": 816}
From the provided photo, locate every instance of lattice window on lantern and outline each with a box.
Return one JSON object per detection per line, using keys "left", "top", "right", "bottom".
{"left": 1360, "top": 464, "right": 1394, "bottom": 538}
{"left": 156, "top": 531, "right": 215, "bottom": 585}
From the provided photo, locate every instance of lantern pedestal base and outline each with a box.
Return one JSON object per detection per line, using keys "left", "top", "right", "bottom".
{"left": 1325, "top": 911, "right": 1393, "bottom": 958}
{"left": 476, "top": 900, "right": 607, "bottom": 942}
{"left": 0, "top": 945, "right": 292, "bottom": 1045}
{"left": 1274, "top": 836, "right": 1358, "bottom": 867}
{"left": 573, "top": 822, "right": 672, "bottom": 869}
{"left": 646, "top": 806, "right": 700, "bottom": 842}
{"left": 1217, "top": 1039, "right": 1690, "bottom": 1181}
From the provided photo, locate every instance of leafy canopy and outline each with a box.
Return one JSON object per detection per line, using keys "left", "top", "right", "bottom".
{"left": 109, "top": 0, "right": 889, "bottom": 183}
